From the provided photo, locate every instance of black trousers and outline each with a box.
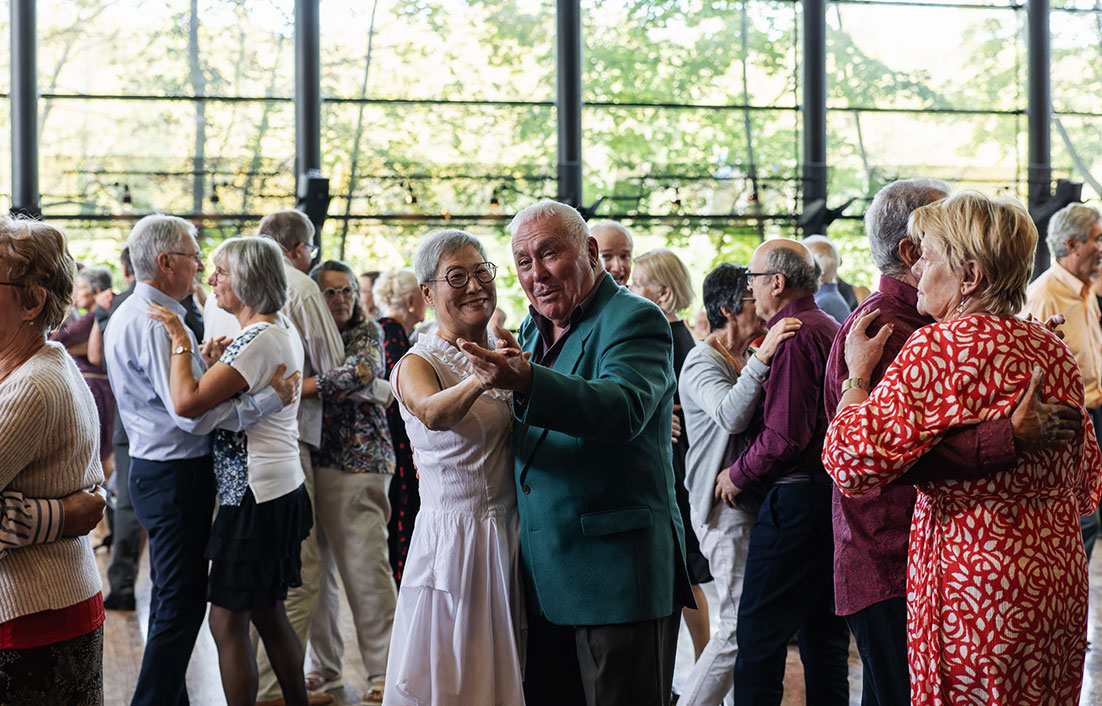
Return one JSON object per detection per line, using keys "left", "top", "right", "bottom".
{"left": 845, "top": 597, "right": 909, "bottom": 706}
{"left": 523, "top": 609, "right": 680, "bottom": 706}
{"left": 128, "top": 455, "right": 215, "bottom": 706}
{"left": 732, "top": 482, "right": 850, "bottom": 706}
{"left": 106, "top": 441, "right": 143, "bottom": 597}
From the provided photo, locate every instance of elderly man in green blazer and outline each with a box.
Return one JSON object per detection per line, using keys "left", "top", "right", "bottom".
{"left": 461, "top": 200, "right": 692, "bottom": 706}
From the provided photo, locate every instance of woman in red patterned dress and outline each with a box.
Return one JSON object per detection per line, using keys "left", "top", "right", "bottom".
{"left": 823, "top": 191, "right": 1102, "bottom": 706}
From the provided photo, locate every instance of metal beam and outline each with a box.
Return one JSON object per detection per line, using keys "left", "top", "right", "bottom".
{"left": 802, "top": 0, "right": 828, "bottom": 236}
{"left": 1028, "top": 0, "right": 1051, "bottom": 275}
{"left": 294, "top": 0, "right": 327, "bottom": 256}
{"left": 10, "top": 0, "right": 38, "bottom": 217}
{"left": 556, "top": 0, "right": 583, "bottom": 209}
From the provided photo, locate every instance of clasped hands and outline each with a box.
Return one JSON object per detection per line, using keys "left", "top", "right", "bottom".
{"left": 457, "top": 325, "right": 533, "bottom": 394}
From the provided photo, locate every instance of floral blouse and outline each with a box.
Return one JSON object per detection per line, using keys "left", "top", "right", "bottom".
{"left": 312, "top": 317, "right": 396, "bottom": 475}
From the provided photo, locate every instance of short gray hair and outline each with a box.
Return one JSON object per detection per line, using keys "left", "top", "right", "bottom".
{"left": 865, "top": 178, "right": 952, "bottom": 276}
{"left": 211, "top": 236, "right": 287, "bottom": 314}
{"left": 767, "top": 244, "right": 821, "bottom": 295}
{"left": 373, "top": 269, "right": 419, "bottom": 313}
{"left": 77, "top": 265, "right": 113, "bottom": 293}
{"left": 128, "top": 214, "right": 197, "bottom": 282}
{"left": 589, "top": 220, "right": 633, "bottom": 245}
{"left": 413, "top": 229, "right": 488, "bottom": 284}
{"left": 803, "top": 235, "right": 840, "bottom": 283}
{"left": 507, "top": 200, "right": 590, "bottom": 249}
{"left": 257, "top": 209, "right": 315, "bottom": 253}
{"left": 1048, "top": 203, "right": 1101, "bottom": 260}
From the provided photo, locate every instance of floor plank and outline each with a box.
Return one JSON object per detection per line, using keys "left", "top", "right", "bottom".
{"left": 100, "top": 542, "right": 1102, "bottom": 705}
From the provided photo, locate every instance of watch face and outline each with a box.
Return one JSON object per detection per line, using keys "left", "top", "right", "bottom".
{"left": 175, "top": 346, "right": 187, "bottom": 355}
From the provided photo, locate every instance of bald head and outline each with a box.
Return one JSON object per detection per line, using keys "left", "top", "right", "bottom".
{"left": 591, "top": 221, "right": 634, "bottom": 286}
{"left": 747, "top": 238, "right": 821, "bottom": 320}
{"left": 803, "top": 235, "right": 840, "bottom": 283}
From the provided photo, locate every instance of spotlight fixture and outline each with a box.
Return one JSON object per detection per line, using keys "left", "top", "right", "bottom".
{"left": 401, "top": 180, "right": 417, "bottom": 205}
{"left": 210, "top": 179, "right": 221, "bottom": 205}
{"left": 671, "top": 187, "right": 681, "bottom": 210}
{"left": 489, "top": 187, "right": 501, "bottom": 210}
{"left": 121, "top": 184, "right": 132, "bottom": 205}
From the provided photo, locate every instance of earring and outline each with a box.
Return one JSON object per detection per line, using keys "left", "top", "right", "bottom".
{"left": 952, "top": 295, "right": 971, "bottom": 319}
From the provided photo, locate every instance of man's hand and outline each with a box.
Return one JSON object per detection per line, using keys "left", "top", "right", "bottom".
{"left": 61, "top": 487, "right": 107, "bottom": 537}
{"left": 714, "top": 468, "right": 741, "bottom": 507}
{"left": 268, "top": 364, "right": 302, "bottom": 407}
{"left": 1011, "top": 366, "right": 1082, "bottom": 454}
{"left": 672, "top": 405, "right": 682, "bottom": 445}
{"left": 458, "top": 325, "right": 533, "bottom": 393}
{"left": 93, "top": 289, "right": 115, "bottom": 312}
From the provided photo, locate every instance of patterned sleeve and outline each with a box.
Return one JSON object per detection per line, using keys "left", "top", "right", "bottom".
{"left": 1072, "top": 411, "right": 1102, "bottom": 515}
{"left": 823, "top": 323, "right": 993, "bottom": 497}
{"left": 0, "top": 491, "right": 64, "bottom": 560}
{"left": 316, "top": 321, "right": 387, "bottom": 402}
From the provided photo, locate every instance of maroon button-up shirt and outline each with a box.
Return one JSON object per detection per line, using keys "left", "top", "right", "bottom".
{"left": 823, "top": 275, "right": 1016, "bottom": 615}
{"left": 729, "top": 296, "right": 839, "bottom": 488}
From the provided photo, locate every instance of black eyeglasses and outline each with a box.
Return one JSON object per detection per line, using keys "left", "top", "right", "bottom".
{"left": 430, "top": 262, "right": 498, "bottom": 289}
{"left": 0, "top": 281, "right": 25, "bottom": 288}
{"left": 746, "top": 271, "right": 777, "bottom": 284}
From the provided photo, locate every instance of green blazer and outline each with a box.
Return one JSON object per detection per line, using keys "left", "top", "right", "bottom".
{"left": 514, "top": 275, "right": 691, "bottom": 625}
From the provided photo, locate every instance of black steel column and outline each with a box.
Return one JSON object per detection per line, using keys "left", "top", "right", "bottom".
{"left": 295, "top": 0, "right": 327, "bottom": 255}
{"left": 802, "top": 0, "right": 827, "bottom": 236}
{"left": 556, "top": 0, "right": 583, "bottom": 209}
{"left": 10, "top": 0, "right": 38, "bottom": 218}
{"left": 1028, "top": 0, "right": 1052, "bottom": 274}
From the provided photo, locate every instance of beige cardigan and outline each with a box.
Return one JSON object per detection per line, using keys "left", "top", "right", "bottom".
{"left": 0, "top": 342, "right": 103, "bottom": 621}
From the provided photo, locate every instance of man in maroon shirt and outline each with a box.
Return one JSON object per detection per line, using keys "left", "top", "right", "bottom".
{"left": 715, "top": 238, "right": 849, "bottom": 705}
{"left": 823, "top": 178, "right": 1083, "bottom": 706}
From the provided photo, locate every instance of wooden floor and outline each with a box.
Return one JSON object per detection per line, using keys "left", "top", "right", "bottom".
{"left": 99, "top": 546, "right": 1102, "bottom": 705}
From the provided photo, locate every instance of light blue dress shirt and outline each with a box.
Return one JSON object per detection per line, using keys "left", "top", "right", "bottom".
{"left": 104, "top": 282, "right": 282, "bottom": 461}
{"left": 815, "top": 282, "right": 852, "bottom": 325}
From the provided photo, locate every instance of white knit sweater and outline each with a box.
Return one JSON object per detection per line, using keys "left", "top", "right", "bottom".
{"left": 0, "top": 342, "right": 103, "bottom": 621}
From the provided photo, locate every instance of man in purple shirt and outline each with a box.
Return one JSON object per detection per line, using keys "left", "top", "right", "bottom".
{"left": 823, "top": 178, "right": 1083, "bottom": 706}
{"left": 715, "top": 238, "right": 849, "bottom": 704}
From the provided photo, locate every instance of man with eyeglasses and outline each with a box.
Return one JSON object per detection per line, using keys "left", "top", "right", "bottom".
{"left": 104, "top": 215, "right": 300, "bottom": 706}
{"left": 460, "top": 200, "right": 692, "bottom": 706}
{"left": 716, "top": 238, "right": 851, "bottom": 705}
{"left": 252, "top": 209, "right": 345, "bottom": 706}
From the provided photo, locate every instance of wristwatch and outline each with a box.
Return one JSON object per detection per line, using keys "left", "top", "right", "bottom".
{"left": 172, "top": 345, "right": 192, "bottom": 356}
{"left": 841, "top": 377, "right": 870, "bottom": 393}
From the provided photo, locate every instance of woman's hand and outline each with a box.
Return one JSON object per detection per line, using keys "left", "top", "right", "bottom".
{"left": 147, "top": 303, "right": 191, "bottom": 347}
{"left": 844, "top": 308, "right": 894, "bottom": 381}
{"left": 753, "top": 317, "right": 802, "bottom": 364}
{"left": 200, "top": 336, "right": 230, "bottom": 367}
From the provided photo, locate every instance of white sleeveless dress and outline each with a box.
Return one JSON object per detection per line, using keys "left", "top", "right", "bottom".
{"left": 383, "top": 334, "right": 525, "bottom": 706}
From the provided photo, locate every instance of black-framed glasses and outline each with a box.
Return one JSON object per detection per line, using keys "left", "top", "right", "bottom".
{"left": 746, "top": 271, "right": 777, "bottom": 284}
{"left": 0, "top": 281, "right": 25, "bottom": 288}
{"left": 167, "top": 251, "right": 204, "bottom": 268}
{"left": 430, "top": 262, "right": 497, "bottom": 289}
{"left": 322, "top": 285, "right": 356, "bottom": 300}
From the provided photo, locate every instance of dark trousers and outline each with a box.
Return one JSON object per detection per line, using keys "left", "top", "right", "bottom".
{"left": 106, "top": 442, "right": 143, "bottom": 597}
{"left": 845, "top": 597, "right": 909, "bottom": 706}
{"left": 128, "top": 455, "right": 215, "bottom": 706}
{"left": 1081, "top": 407, "right": 1102, "bottom": 561}
{"left": 523, "top": 609, "right": 680, "bottom": 706}
{"left": 733, "top": 483, "right": 849, "bottom": 706}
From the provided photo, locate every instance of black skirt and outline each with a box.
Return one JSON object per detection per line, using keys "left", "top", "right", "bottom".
{"left": 206, "top": 483, "right": 313, "bottom": 611}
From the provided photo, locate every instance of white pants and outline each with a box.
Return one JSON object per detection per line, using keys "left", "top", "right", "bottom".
{"left": 307, "top": 468, "right": 397, "bottom": 685}
{"left": 678, "top": 502, "right": 756, "bottom": 706}
{"left": 256, "top": 442, "right": 322, "bottom": 701}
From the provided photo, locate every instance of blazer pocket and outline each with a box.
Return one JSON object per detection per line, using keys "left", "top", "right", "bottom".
{"left": 580, "top": 506, "right": 653, "bottom": 537}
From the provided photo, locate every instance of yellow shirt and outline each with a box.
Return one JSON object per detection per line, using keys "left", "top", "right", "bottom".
{"left": 1022, "top": 261, "right": 1102, "bottom": 409}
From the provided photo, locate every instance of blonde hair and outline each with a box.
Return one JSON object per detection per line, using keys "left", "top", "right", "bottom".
{"left": 0, "top": 216, "right": 76, "bottom": 332}
{"left": 907, "top": 191, "right": 1037, "bottom": 317}
{"left": 633, "top": 248, "right": 694, "bottom": 314}
{"left": 373, "top": 268, "right": 419, "bottom": 314}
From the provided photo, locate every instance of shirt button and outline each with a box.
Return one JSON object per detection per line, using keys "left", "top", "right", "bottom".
{"left": 522, "top": 485, "right": 531, "bottom": 495}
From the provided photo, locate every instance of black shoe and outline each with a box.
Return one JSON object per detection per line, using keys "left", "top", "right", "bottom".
{"left": 103, "top": 592, "right": 135, "bottom": 611}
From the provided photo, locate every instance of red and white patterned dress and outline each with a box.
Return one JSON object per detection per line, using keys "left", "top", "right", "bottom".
{"left": 823, "top": 314, "right": 1102, "bottom": 706}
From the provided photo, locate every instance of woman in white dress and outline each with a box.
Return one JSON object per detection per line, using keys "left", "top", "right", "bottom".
{"left": 383, "top": 229, "right": 524, "bottom": 706}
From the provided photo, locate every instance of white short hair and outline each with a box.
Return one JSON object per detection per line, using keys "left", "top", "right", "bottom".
{"left": 127, "top": 214, "right": 196, "bottom": 282}
{"left": 507, "top": 200, "right": 590, "bottom": 248}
